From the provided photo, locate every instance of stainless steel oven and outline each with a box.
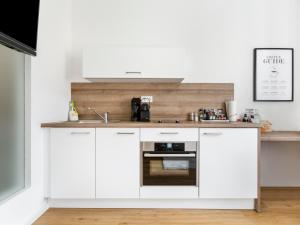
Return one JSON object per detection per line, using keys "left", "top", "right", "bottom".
{"left": 141, "top": 142, "right": 197, "bottom": 186}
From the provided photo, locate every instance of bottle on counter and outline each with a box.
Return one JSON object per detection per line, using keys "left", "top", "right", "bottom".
{"left": 68, "top": 101, "right": 79, "bottom": 122}
{"left": 252, "top": 109, "right": 261, "bottom": 124}
{"left": 199, "top": 109, "right": 204, "bottom": 121}
{"left": 189, "top": 112, "right": 195, "bottom": 121}
{"left": 194, "top": 112, "right": 199, "bottom": 122}
{"left": 242, "top": 114, "right": 249, "bottom": 123}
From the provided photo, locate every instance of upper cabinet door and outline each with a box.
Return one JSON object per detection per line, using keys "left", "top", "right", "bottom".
{"left": 96, "top": 128, "right": 140, "bottom": 198}
{"left": 199, "top": 128, "right": 258, "bottom": 199}
{"left": 82, "top": 47, "right": 186, "bottom": 82}
{"left": 50, "top": 128, "right": 96, "bottom": 199}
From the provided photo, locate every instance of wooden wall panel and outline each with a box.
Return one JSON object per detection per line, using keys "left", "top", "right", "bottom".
{"left": 71, "top": 83, "right": 234, "bottom": 121}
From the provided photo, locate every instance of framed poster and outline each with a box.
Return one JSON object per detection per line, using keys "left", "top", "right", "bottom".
{"left": 254, "top": 48, "right": 294, "bottom": 101}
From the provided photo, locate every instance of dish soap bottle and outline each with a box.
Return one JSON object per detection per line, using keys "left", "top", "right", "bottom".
{"left": 68, "top": 101, "right": 79, "bottom": 122}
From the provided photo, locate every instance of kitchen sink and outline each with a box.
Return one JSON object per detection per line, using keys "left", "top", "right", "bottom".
{"left": 77, "top": 120, "right": 121, "bottom": 124}
{"left": 78, "top": 120, "right": 104, "bottom": 124}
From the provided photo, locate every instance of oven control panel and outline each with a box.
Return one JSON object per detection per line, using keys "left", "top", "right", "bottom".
{"left": 154, "top": 143, "right": 184, "bottom": 152}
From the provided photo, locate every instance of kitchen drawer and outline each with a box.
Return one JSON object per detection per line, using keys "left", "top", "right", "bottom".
{"left": 140, "top": 128, "right": 198, "bottom": 142}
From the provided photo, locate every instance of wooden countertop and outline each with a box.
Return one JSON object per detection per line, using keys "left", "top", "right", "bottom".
{"left": 261, "top": 131, "right": 300, "bottom": 142}
{"left": 41, "top": 121, "right": 261, "bottom": 128}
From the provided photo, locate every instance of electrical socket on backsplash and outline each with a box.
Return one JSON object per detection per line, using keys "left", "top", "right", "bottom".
{"left": 141, "top": 96, "right": 153, "bottom": 103}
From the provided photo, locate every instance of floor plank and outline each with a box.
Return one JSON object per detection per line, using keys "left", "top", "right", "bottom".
{"left": 34, "top": 188, "right": 300, "bottom": 225}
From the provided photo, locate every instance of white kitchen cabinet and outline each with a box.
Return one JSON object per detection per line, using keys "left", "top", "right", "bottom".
{"left": 199, "top": 128, "right": 258, "bottom": 199}
{"left": 141, "top": 128, "right": 198, "bottom": 142}
{"left": 96, "top": 128, "right": 140, "bottom": 198}
{"left": 50, "top": 128, "right": 96, "bottom": 199}
{"left": 83, "top": 47, "right": 186, "bottom": 82}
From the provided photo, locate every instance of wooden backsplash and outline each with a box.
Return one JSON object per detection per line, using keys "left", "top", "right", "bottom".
{"left": 71, "top": 83, "right": 234, "bottom": 121}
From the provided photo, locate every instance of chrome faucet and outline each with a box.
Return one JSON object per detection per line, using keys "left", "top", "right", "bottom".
{"left": 88, "top": 107, "right": 109, "bottom": 124}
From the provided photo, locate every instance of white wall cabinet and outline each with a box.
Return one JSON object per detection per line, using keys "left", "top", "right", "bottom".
{"left": 83, "top": 47, "right": 186, "bottom": 82}
{"left": 96, "top": 128, "right": 140, "bottom": 198}
{"left": 199, "top": 128, "right": 258, "bottom": 199}
{"left": 50, "top": 128, "right": 96, "bottom": 199}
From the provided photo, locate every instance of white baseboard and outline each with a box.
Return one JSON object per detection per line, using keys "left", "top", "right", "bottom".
{"left": 140, "top": 186, "right": 199, "bottom": 199}
{"left": 48, "top": 198, "right": 255, "bottom": 210}
{"left": 24, "top": 202, "right": 49, "bottom": 225}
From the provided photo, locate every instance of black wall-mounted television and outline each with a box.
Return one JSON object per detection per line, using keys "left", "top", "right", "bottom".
{"left": 0, "top": 1, "right": 40, "bottom": 56}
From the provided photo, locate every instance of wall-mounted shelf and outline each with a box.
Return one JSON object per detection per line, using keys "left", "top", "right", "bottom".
{"left": 261, "top": 131, "right": 300, "bottom": 142}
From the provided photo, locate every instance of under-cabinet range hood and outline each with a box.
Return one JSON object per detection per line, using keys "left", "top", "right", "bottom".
{"left": 82, "top": 47, "right": 187, "bottom": 83}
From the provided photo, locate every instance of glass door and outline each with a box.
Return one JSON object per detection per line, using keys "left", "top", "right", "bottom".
{"left": 143, "top": 153, "right": 197, "bottom": 186}
{"left": 0, "top": 44, "right": 26, "bottom": 202}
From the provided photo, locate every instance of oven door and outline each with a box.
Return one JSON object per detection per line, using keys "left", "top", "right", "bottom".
{"left": 143, "top": 152, "right": 196, "bottom": 186}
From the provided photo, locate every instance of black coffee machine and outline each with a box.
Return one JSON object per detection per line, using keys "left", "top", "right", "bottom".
{"left": 131, "top": 97, "right": 150, "bottom": 122}
{"left": 140, "top": 101, "right": 150, "bottom": 122}
{"left": 131, "top": 98, "right": 141, "bottom": 121}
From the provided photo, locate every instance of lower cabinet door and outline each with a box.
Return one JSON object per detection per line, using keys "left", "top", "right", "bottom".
{"left": 96, "top": 128, "right": 140, "bottom": 198}
{"left": 50, "top": 128, "right": 96, "bottom": 199}
{"left": 199, "top": 128, "right": 258, "bottom": 199}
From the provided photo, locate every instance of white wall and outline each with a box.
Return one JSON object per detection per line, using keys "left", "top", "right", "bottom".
{"left": 71, "top": 0, "right": 300, "bottom": 186}
{"left": 0, "top": 0, "right": 71, "bottom": 224}
{"left": 4, "top": 2, "right": 298, "bottom": 224}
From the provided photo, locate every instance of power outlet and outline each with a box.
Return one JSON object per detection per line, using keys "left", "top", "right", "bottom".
{"left": 141, "top": 96, "right": 153, "bottom": 103}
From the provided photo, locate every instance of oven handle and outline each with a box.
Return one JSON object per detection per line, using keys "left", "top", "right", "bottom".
{"left": 144, "top": 153, "right": 196, "bottom": 158}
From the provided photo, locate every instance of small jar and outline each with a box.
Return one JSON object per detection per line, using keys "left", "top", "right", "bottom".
{"left": 253, "top": 109, "right": 261, "bottom": 124}
{"left": 199, "top": 109, "right": 204, "bottom": 121}
{"left": 189, "top": 112, "right": 195, "bottom": 121}
{"left": 194, "top": 112, "right": 199, "bottom": 122}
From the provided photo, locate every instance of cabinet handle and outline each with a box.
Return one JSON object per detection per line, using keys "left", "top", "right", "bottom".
{"left": 160, "top": 132, "right": 179, "bottom": 135}
{"left": 70, "top": 132, "right": 90, "bottom": 135}
{"left": 202, "top": 132, "right": 223, "bottom": 136}
{"left": 125, "top": 72, "right": 142, "bottom": 74}
{"left": 116, "top": 132, "right": 135, "bottom": 135}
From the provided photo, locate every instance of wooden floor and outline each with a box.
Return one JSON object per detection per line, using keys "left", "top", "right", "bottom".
{"left": 34, "top": 188, "right": 300, "bottom": 225}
